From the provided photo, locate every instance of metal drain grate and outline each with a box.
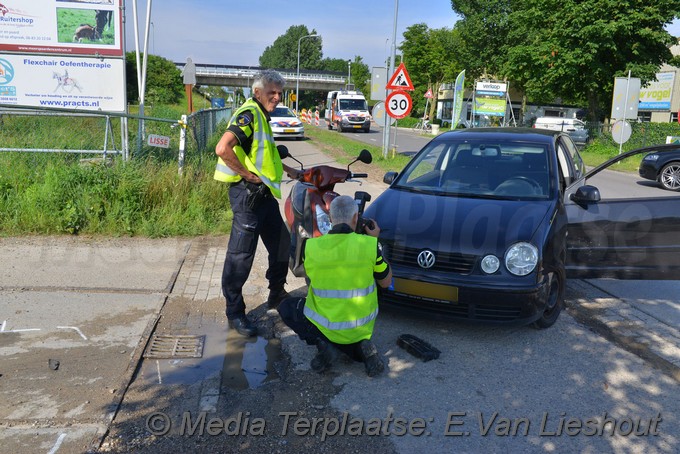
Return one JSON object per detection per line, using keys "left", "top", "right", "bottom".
{"left": 144, "top": 334, "right": 205, "bottom": 359}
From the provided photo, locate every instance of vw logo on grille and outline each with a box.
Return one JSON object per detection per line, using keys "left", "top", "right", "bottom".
{"left": 417, "top": 250, "right": 436, "bottom": 269}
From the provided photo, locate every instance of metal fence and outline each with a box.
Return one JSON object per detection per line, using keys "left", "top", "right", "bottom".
{"left": 0, "top": 105, "right": 232, "bottom": 171}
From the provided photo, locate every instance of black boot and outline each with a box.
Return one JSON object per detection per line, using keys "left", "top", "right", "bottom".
{"left": 266, "top": 288, "right": 290, "bottom": 309}
{"left": 360, "top": 340, "right": 384, "bottom": 377}
{"left": 310, "top": 340, "right": 340, "bottom": 373}
{"left": 228, "top": 316, "right": 257, "bottom": 337}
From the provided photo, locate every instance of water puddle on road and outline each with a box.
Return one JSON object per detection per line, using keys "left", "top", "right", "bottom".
{"left": 222, "top": 331, "right": 282, "bottom": 391}
{"left": 138, "top": 324, "right": 282, "bottom": 390}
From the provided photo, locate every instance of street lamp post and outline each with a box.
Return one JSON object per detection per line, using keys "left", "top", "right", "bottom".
{"left": 150, "top": 21, "right": 155, "bottom": 54}
{"left": 296, "top": 34, "right": 319, "bottom": 115}
{"left": 347, "top": 59, "right": 351, "bottom": 88}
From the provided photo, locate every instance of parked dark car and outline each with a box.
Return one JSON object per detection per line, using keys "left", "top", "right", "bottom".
{"left": 364, "top": 128, "right": 680, "bottom": 328}
{"left": 638, "top": 144, "right": 680, "bottom": 191}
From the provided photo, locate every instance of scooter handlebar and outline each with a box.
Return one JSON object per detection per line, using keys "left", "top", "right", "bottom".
{"left": 351, "top": 173, "right": 368, "bottom": 178}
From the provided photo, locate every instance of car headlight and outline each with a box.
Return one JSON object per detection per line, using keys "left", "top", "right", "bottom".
{"left": 644, "top": 154, "right": 659, "bottom": 161}
{"left": 315, "top": 205, "right": 332, "bottom": 235}
{"left": 481, "top": 255, "right": 500, "bottom": 274}
{"left": 505, "top": 242, "right": 538, "bottom": 276}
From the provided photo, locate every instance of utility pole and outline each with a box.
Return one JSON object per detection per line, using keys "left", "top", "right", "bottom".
{"left": 382, "top": 0, "right": 399, "bottom": 159}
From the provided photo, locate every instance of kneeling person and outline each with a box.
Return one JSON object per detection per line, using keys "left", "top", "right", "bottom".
{"left": 277, "top": 195, "right": 392, "bottom": 377}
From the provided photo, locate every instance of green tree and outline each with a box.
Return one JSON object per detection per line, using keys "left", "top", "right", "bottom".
{"left": 401, "top": 24, "right": 461, "bottom": 118}
{"left": 259, "top": 25, "right": 322, "bottom": 70}
{"left": 450, "top": 0, "right": 512, "bottom": 81}
{"left": 321, "top": 57, "right": 348, "bottom": 73}
{"left": 451, "top": 0, "right": 680, "bottom": 121}
{"left": 125, "top": 52, "right": 183, "bottom": 105}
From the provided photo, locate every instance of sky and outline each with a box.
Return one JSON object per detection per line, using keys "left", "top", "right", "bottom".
{"left": 124, "top": 0, "right": 460, "bottom": 69}
{"left": 124, "top": 0, "right": 680, "bottom": 70}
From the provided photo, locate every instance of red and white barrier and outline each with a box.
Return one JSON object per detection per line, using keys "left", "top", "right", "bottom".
{"left": 314, "top": 111, "right": 320, "bottom": 126}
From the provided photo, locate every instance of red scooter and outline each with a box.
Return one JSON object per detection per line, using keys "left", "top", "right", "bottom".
{"left": 279, "top": 147, "right": 373, "bottom": 277}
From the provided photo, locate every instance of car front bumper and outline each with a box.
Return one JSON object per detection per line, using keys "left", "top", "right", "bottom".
{"left": 638, "top": 162, "right": 658, "bottom": 181}
{"left": 272, "top": 127, "right": 304, "bottom": 139}
{"left": 378, "top": 275, "right": 551, "bottom": 326}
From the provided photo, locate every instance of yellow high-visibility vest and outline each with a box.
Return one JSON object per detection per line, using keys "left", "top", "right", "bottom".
{"left": 214, "top": 98, "right": 283, "bottom": 198}
{"left": 303, "top": 233, "right": 380, "bottom": 344}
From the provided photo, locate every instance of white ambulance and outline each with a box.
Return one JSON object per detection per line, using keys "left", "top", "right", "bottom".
{"left": 325, "top": 90, "right": 371, "bottom": 133}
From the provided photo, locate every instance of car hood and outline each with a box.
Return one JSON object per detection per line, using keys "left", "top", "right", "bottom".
{"left": 364, "top": 188, "right": 555, "bottom": 255}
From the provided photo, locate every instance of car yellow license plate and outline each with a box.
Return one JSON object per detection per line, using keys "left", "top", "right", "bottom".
{"left": 393, "top": 278, "right": 458, "bottom": 303}
{"left": 352, "top": 125, "right": 361, "bottom": 128}
{"left": 284, "top": 128, "right": 295, "bottom": 133}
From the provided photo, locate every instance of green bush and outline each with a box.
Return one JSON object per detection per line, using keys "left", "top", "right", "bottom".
{"left": 0, "top": 153, "right": 231, "bottom": 237}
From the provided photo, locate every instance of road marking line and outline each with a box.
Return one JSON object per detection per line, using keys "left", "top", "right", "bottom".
{"left": 47, "top": 433, "right": 67, "bottom": 454}
{"left": 56, "top": 326, "right": 88, "bottom": 340}
{"left": 156, "top": 360, "right": 162, "bottom": 384}
{"left": 0, "top": 319, "right": 42, "bottom": 333}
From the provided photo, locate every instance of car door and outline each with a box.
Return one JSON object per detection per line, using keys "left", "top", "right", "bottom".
{"left": 564, "top": 146, "right": 680, "bottom": 279}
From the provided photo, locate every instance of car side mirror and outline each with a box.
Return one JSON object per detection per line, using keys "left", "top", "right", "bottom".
{"left": 569, "top": 184, "right": 600, "bottom": 205}
{"left": 383, "top": 171, "right": 398, "bottom": 184}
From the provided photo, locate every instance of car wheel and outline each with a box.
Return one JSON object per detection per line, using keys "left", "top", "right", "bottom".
{"left": 327, "top": 122, "right": 332, "bottom": 130}
{"left": 659, "top": 162, "right": 680, "bottom": 191}
{"left": 532, "top": 270, "right": 564, "bottom": 329}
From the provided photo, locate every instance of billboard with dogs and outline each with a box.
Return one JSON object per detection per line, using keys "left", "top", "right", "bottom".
{"left": 0, "top": 0, "right": 123, "bottom": 57}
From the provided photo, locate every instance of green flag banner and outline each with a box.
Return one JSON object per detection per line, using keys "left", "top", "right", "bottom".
{"left": 451, "top": 70, "right": 465, "bottom": 129}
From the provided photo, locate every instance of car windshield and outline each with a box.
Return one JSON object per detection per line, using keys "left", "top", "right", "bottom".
{"left": 394, "top": 139, "right": 552, "bottom": 200}
{"left": 272, "top": 107, "right": 295, "bottom": 118}
{"left": 338, "top": 99, "right": 367, "bottom": 111}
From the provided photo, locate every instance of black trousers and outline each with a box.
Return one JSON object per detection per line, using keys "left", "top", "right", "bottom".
{"left": 277, "top": 296, "right": 364, "bottom": 361}
{"left": 222, "top": 181, "right": 290, "bottom": 320}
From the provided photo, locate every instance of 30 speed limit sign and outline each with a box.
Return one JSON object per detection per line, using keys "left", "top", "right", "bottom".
{"left": 385, "top": 90, "right": 412, "bottom": 119}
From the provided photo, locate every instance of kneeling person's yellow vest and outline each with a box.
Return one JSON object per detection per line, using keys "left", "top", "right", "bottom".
{"left": 303, "top": 233, "right": 380, "bottom": 344}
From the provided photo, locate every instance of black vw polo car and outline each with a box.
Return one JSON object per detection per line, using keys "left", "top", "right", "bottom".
{"left": 364, "top": 128, "right": 680, "bottom": 328}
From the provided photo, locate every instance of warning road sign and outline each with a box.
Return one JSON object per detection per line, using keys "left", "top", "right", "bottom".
{"left": 385, "top": 90, "right": 412, "bottom": 119}
{"left": 386, "top": 62, "right": 414, "bottom": 91}
{"left": 424, "top": 88, "right": 433, "bottom": 98}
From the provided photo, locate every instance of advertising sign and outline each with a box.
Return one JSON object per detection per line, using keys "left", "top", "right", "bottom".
{"left": 475, "top": 81, "right": 506, "bottom": 97}
{"left": 451, "top": 70, "right": 465, "bottom": 128}
{"left": 638, "top": 72, "right": 675, "bottom": 111}
{"left": 0, "top": 0, "right": 123, "bottom": 56}
{"left": 0, "top": 54, "right": 126, "bottom": 112}
{"left": 474, "top": 97, "right": 506, "bottom": 117}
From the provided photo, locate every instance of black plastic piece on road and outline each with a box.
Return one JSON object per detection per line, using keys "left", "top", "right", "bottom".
{"left": 396, "top": 334, "right": 441, "bottom": 362}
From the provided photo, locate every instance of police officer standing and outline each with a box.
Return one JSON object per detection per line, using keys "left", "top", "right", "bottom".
{"left": 277, "top": 195, "right": 392, "bottom": 377}
{"left": 214, "top": 69, "right": 297, "bottom": 337}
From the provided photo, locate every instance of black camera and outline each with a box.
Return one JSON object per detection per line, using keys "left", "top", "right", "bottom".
{"left": 356, "top": 216, "right": 375, "bottom": 234}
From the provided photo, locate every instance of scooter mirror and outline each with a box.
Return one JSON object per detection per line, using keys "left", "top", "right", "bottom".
{"left": 277, "top": 145, "right": 289, "bottom": 159}
{"left": 358, "top": 149, "right": 373, "bottom": 164}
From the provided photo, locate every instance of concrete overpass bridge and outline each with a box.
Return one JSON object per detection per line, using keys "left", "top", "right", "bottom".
{"left": 175, "top": 62, "right": 347, "bottom": 91}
